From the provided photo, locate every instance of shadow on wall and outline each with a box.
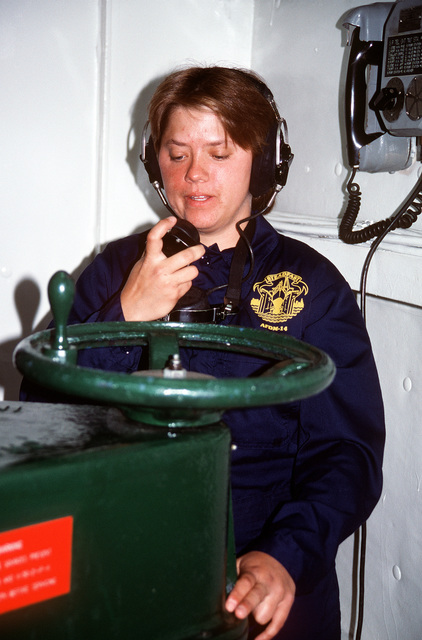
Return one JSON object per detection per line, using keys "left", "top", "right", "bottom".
{"left": 126, "top": 71, "right": 177, "bottom": 220}
{"left": 1, "top": 252, "right": 97, "bottom": 401}
{"left": 0, "top": 279, "right": 41, "bottom": 401}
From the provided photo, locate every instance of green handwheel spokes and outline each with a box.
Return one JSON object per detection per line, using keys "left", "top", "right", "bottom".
{"left": 14, "top": 271, "right": 336, "bottom": 427}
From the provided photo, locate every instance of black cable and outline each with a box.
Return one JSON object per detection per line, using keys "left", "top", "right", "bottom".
{"left": 354, "top": 523, "right": 367, "bottom": 640}
{"left": 232, "top": 189, "right": 281, "bottom": 283}
{"left": 205, "top": 214, "right": 261, "bottom": 298}
{"left": 340, "top": 168, "right": 422, "bottom": 245}
{"left": 359, "top": 193, "right": 416, "bottom": 319}
{"left": 205, "top": 193, "right": 278, "bottom": 298}
{"left": 352, "top": 168, "right": 422, "bottom": 640}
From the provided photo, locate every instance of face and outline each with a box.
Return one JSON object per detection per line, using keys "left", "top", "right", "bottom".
{"left": 158, "top": 106, "right": 253, "bottom": 249}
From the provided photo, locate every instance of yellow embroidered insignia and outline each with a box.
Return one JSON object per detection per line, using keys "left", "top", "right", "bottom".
{"left": 250, "top": 271, "right": 308, "bottom": 323}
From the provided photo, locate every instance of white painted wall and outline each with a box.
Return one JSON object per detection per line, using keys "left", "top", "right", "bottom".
{"left": 252, "top": 2, "right": 422, "bottom": 639}
{"left": 100, "top": 0, "right": 254, "bottom": 244}
{"left": 0, "top": 0, "right": 253, "bottom": 399}
{"left": 1, "top": 1, "right": 421, "bottom": 638}
{"left": 340, "top": 295, "right": 422, "bottom": 640}
{"left": 1, "top": 0, "right": 100, "bottom": 399}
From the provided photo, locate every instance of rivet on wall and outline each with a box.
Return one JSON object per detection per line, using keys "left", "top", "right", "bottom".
{"left": 1, "top": 266, "right": 12, "bottom": 279}
{"left": 334, "top": 163, "right": 343, "bottom": 177}
{"left": 403, "top": 377, "right": 412, "bottom": 392}
{"left": 392, "top": 565, "right": 402, "bottom": 581}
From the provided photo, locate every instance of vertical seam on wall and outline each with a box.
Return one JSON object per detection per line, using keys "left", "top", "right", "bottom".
{"left": 248, "top": 0, "right": 256, "bottom": 68}
{"left": 94, "top": 0, "right": 110, "bottom": 255}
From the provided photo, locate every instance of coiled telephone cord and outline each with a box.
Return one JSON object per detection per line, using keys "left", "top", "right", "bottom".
{"left": 339, "top": 167, "right": 422, "bottom": 244}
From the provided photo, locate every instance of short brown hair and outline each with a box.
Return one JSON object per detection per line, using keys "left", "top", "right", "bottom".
{"left": 148, "top": 65, "right": 277, "bottom": 157}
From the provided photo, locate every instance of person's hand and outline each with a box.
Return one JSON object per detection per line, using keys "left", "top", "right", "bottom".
{"left": 225, "top": 551, "right": 296, "bottom": 640}
{"left": 121, "top": 217, "right": 205, "bottom": 321}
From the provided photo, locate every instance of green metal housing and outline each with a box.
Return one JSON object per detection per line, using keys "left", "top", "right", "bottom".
{"left": 0, "top": 402, "right": 247, "bottom": 640}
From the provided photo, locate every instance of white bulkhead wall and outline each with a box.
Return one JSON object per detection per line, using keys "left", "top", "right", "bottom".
{"left": 252, "top": 2, "right": 422, "bottom": 639}
{"left": 1, "top": 1, "right": 421, "bottom": 638}
{"left": 0, "top": 0, "right": 254, "bottom": 398}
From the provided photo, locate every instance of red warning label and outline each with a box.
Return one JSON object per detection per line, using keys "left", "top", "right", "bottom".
{"left": 0, "top": 516, "right": 73, "bottom": 614}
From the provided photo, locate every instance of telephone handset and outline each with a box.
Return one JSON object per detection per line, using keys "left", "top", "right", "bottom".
{"left": 158, "top": 218, "right": 213, "bottom": 321}
{"left": 340, "top": 0, "right": 422, "bottom": 243}
{"left": 161, "top": 218, "right": 200, "bottom": 257}
{"left": 158, "top": 216, "right": 256, "bottom": 324}
{"left": 344, "top": 4, "right": 386, "bottom": 169}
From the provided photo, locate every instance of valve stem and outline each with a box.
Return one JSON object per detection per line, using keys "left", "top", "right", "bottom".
{"left": 163, "top": 354, "right": 186, "bottom": 379}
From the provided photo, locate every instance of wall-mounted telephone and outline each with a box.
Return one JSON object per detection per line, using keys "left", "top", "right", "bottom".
{"left": 343, "top": 0, "right": 422, "bottom": 171}
{"left": 340, "top": 0, "right": 422, "bottom": 243}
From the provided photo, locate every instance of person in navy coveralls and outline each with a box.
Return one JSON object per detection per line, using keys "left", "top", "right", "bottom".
{"left": 21, "top": 66, "right": 385, "bottom": 640}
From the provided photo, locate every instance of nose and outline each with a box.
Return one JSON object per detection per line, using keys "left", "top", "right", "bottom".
{"left": 185, "top": 153, "right": 208, "bottom": 183}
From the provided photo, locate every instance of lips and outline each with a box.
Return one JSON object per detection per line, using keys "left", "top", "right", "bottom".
{"left": 185, "top": 194, "right": 213, "bottom": 204}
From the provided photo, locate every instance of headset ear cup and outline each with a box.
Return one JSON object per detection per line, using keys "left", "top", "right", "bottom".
{"left": 249, "top": 121, "right": 278, "bottom": 198}
{"left": 144, "top": 136, "right": 163, "bottom": 187}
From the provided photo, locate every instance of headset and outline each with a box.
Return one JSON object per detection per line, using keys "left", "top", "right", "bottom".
{"left": 141, "top": 72, "right": 293, "bottom": 210}
{"left": 139, "top": 70, "right": 294, "bottom": 323}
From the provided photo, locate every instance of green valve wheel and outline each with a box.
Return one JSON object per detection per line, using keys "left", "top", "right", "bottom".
{"left": 14, "top": 271, "right": 336, "bottom": 427}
